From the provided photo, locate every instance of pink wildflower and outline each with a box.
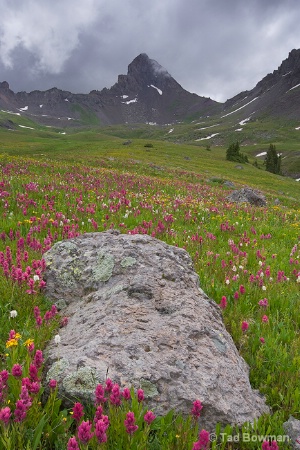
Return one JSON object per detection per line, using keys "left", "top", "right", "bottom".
{"left": 12, "top": 364, "right": 23, "bottom": 378}
{"left": 29, "top": 364, "right": 39, "bottom": 382}
{"left": 61, "top": 316, "right": 69, "bottom": 327}
{"left": 124, "top": 411, "right": 138, "bottom": 435}
{"left": 94, "top": 405, "right": 103, "bottom": 421}
{"left": 49, "top": 379, "right": 57, "bottom": 390}
{"left": 122, "top": 387, "right": 131, "bottom": 400}
{"left": 27, "top": 342, "right": 35, "bottom": 353}
{"left": 77, "top": 420, "right": 93, "bottom": 444}
{"left": 192, "top": 429, "right": 210, "bottom": 450}
{"left": 29, "top": 382, "right": 40, "bottom": 395}
{"left": 33, "top": 350, "right": 44, "bottom": 369}
{"left": 67, "top": 437, "right": 80, "bottom": 450}
{"left": 241, "top": 321, "right": 249, "bottom": 332}
{"left": 9, "top": 329, "right": 16, "bottom": 339}
{"left": 95, "top": 383, "right": 107, "bottom": 405}
{"left": 44, "top": 311, "right": 52, "bottom": 322}
{"left": 0, "top": 406, "right": 11, "bottom": 425}
{"left": 105, "top": 378, "right": 113, "bottom": 393}
{"left": 144, "top": 410, "right": 156, "bottom": 425}
{"left": 110, "top": 383, "right": 121, "bottom": 406}
{"left": 14, "top": 400, "right": 28, "bottom": 422}
{"left": 260, "top": 337, "right": 265, "bottom": 344}
{"left": 20, "top": 385, "right": 32, "bottom": 408}
{"left": 137, "top": 388, "right": 144, "bottom": 403}
{"left": 50, "top": 304, "right": 58, "bottom": 316}
{"left": 35, "top": 316, "right": 43, "bottom": 327}
{"left": 95, "top": 418, "right": 109, "bottom": 443}
{"left": 72, "top": 402, "right": 84, "bottom": 422}
{"left": 239, "top": 285, "right": 245, "bottom": 294}
{"left": 234, "top": 291, "right": 239, "bottom": 300}
{"left": 262, "top": 440, "right": 279, "bottom": 450}
{"left": 0, "top": 370, "right": 9, "bottom": 384}
{"left": 258, "top": 298, "right": 269, "bottom": 308}
{"left": 220, "top": 296, "right": 227, "bottom": 309}
{"left": 33, "top": 306, "right": 41, "bottom": 318}
{"left": 191, "top": 400, "right": 203, "bottom": 418}
{"left": 262, "top": 315, "right": 269, "bottom": 323}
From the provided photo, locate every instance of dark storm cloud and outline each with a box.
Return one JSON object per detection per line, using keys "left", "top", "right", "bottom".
{"left": 1, "top": 0, "right": 300, "bottom": 101}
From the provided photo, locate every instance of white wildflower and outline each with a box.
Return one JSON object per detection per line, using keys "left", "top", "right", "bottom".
{"left": 10, "top": 310, "right": 18, "bottom": 318}
{"left": 54, "top": 334, "right": 61, "bottom": 345}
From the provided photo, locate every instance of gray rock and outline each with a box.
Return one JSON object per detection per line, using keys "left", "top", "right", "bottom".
{"left": 283, "top": 416, "right": 300, "bottom": 449}
{"left": 226, "top": 187, "right": 267, "bottom": 206}
{"left": 43, "top": 231, "right": 269, "bottom": 428}
{"left": 223, "top": 180, "right": 235, "bottom": 188}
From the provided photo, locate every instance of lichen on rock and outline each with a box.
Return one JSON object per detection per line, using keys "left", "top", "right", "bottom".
{"left": 92, "top": 252, "right": 114, "bottom": 282}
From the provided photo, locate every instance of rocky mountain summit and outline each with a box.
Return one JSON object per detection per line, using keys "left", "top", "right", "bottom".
{"left": 1, "top": 49, "right": 300, "bottom": 127}
{"left": 0, "top": 53, "right": 220, "bottom": 127}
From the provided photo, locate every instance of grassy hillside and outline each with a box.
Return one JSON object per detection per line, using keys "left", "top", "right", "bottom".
{"left": 0, "top": 121, "right": 299, "bottom": 449}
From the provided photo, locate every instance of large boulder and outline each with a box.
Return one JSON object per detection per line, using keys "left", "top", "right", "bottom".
{"left": 283, "top": 416, "right": 300, "bottom": 449}
{"left": 43, "top": 231, "right": 268, "bottom": 429}
{"left": 226, "top": 187, "right": 267, "bottom": 206}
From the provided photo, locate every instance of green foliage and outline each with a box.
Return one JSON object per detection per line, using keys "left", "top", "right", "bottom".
{"left": 226, "top": 141, "right": 249, "bottom": 163}
{"left": 264, "top": 144, "right": 282, "bottom": 174}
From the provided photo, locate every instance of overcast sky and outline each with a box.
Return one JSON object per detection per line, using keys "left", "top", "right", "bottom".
{"left": 1, "top": 0, "right": 300, "bottom": 102}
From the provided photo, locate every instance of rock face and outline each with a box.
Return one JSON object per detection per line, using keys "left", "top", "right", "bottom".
{"left": 43, "top": 231, "right": 268, "bottom": 428}
{"left": 226, "top": 187, "right": 267, "bottom": 206}
{"left": 283, "top": 417, "right": 300, "bottom": 450}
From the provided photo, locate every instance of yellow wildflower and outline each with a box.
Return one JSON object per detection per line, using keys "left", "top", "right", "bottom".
{"left": 24, "top": 338, "right": 34, "bottom": 347}
{"left": 6, "top": 338, "right": 18, "bottom": 348}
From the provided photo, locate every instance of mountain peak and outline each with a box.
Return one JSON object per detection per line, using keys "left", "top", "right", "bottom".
{"left": 128, "top": 53, "right": 171, "bottom": 79}
{"left": 127, "top": 53, "right": 172, "bottom": 84}
{"left": 278, "top": 48, "right": 300, "bottom": 74}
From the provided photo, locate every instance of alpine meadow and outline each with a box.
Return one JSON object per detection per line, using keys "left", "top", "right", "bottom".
{"left": 0, "top": 49, "right": 299, "bottom": 450}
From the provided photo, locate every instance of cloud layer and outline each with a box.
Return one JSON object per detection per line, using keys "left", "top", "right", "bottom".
{"left": 1, "top": 0, "right": 300, "bottom": 101}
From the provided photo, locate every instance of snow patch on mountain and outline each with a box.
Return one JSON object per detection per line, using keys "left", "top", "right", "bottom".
{"left": 195, "top": 133, "right": 219, "bottom": 141}
{"left": 149, "top": 85, "right": 163, "bottom": 95}
{"left": 197, "top": 124, "right": 219, "bottom": 130}
{"left": 1, "top": 110, "right": 20, "bottom": 116}
{"left": 122, "top": 98, "right": 137, "bottom": 104}
{"left": 221, "top": 97, "right": 258, "bottom": 118}
{"left": 239, "top": 117, "right": 251, "bottom": 126}
{"left": 287, "top": 83, "right": 300, "bottom": 92}
{"left": 19, "top": 125, "right": 34, "bottom": 130}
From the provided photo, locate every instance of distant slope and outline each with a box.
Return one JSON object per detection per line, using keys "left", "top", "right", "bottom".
{"left": 222, "top": 49, "right": 300, "bottom": 120}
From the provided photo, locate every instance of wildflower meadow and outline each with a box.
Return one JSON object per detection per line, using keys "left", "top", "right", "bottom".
{"left": 0, "top": 146, "right": 299, "bottom": 449}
